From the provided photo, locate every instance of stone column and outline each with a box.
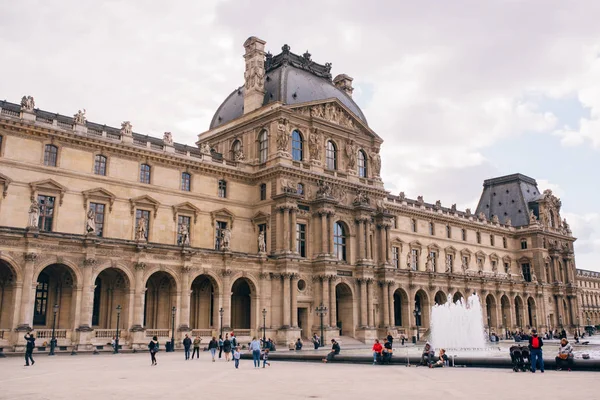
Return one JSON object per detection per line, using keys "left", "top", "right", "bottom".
{"left": 366, "top": 222, "right": 373, "bottom": 260}
{"left": 277, "top": 208, "right": 283, "bottom": 253}
{"left": 290, "top": 209, "right": 297, "bottom": 253}
{"left": 551, "top": 255, "right": 559, "bottom": 283}
{"left": 291, "top": 274, "right": 298, "bottom": 327}
{"left": 320, "top": 212, "right": 328, "bottom": 256}
{"left": 359, "top": 279, "right": 367, "bottom": 327}
{"left": 329, "top": 276, "right": 337, "bottom": 327}
{"left": 328, "top": 213, "right": 335, "bottom": 257}
{"left": 385, "top": 226, "right": 392, "bottom": 263}
{"left": 283, "top": 208, "right": 290, "bottom": 253}
{"left": 321, "top": 276, "right": 329, "bottom": 327}
{"left": 17, "top": 253, "right": 37, "bottom": 329}
{"left": 378, "top": 225, "right": 386, "bottom": 264}
{"left": 282, "top": 274, "right": 291, "bottom": 328}
{"left": 78, "top": 259, "right": 96, "bottom": 330}
{"left": 388, "top": 284, "right": 394, "bottom": 328}
{"left": 220, "top": 270, "right": 232, "bottom": 330}
{"left": 131, "top": 262, "right": 146, "bottom": 329}
{"left": 357, "top": 220, "right": 365, "bottom": 260}
{"left": 381, "top": 281, "right": 390, "bottom": 327}
{"left": 179, "top": 267, "right": 191, "bottom": 331}
{"left": 367, "top": 279, "right": 374, "bottom": 327}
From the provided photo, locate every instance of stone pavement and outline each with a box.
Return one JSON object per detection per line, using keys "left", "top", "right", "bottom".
{"left": 1, "top": 351, "right": 598, "bottom": 400}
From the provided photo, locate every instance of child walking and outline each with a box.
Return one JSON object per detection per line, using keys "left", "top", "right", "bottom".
{"left": 262, "top": 348, "right": 270, "bottom": 368}
{"left": 233, "top": 347, "right": 241, "bottom": 369}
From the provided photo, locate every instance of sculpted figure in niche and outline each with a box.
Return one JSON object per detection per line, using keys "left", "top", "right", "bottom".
{"left": 426, "top": 254, "right": 433, "bottom": 272}
{"left": 258, "top": 231, "right": 266, "bottom": 253}
{"left": 370, "top": 147, "right": 381, "bottom": 176}
{"left": 136, "top": 215, "right": 147, "bottom": 241}
{"left": 445, "top": 255, "right": 452, "bottom": 273}
{"left": 27, "top": 199, "right": 40, "bottom": 228}
{"left": 529, "top": 209, "right": 537, "bottom": 224}
{"left": 276, "top": 118, "right": 290, "bottom": 151}
{"left": 74, "top": 109, "right": 86, "bottom": 125}
{"left": 222, "top": 227, "right": 232, "bottom": 250}
{"left": 345, "top": 140, "right": 357, "bottom": 169}
{"left": 308, "top": 129, "right": 322, "bottom": 160}
{"left": 178, "top": 223, "right": 190, "bottom": 246}
{"left": 376, "top": 199, "right": 387, "bottom": 212}
{"left": 21, "top": 95, "right": 35, "bottom": 111}
{"left": 86, "top": 207, "right": 96, "bottom": 234}
{"left": 461, "top": 257, "right": 468, "bottom": 273}
{"left": 406, "top": 252, "right": 412, "bottom": 270}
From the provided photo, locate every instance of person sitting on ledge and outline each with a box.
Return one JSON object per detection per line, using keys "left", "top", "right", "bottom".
{"left": 429, "top": 349, "right": 448, "bottom": 368}
{"left": 555, "top": 338, "right": 574, "bottom": 371}
{"left": 295, "top": 338, "right": 303, "bottom": 351}
{"left": 420, "top": 342, "right": 435, "bottom": 366}
{"left": 372, "top": 339, "right": 383, "bottom": 364}
{"left": 323, "top": 339, "right": 340, "bottom": 363}
{"left": 382, "top": 338, "right": 393, "bottom": 364}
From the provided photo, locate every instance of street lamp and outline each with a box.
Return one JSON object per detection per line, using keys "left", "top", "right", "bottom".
{"left": 169, "top": 306, "right": 176, "bottom": 353}
{"left": 315, "top": 303, "right": 328, "bottom": 348}
{"left": 503, "top": 314, "right": 508, "bottom": 339}
{"left": 413, "top": 308, "right": 422, "bottom": 342}
{"left": 114, "top": 305, "right": 122, "bottom": 354}
{"left": 262, "top": 308, "right": 267, "bottom": 348}
{"left": 219, "top": 307, "right": 224, "bottom": 339}
{"left": 49, "top": 304, "right": 59, "bottom": 356}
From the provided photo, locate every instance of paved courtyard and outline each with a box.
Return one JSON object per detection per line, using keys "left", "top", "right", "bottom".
{"left": 0, "top": 351, "right": 598, "bottom": 400}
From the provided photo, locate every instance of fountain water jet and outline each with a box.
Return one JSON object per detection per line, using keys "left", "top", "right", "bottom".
{"left": 430, "top": 293, "right": 487, "bottom": 350}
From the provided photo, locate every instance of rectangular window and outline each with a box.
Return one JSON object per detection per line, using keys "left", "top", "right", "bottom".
{"left": 44, "top": 145, "right": 58, "bottom": 167}
{"left": 490, "top": 235, "right": 495, "bottom": 246}
{"left": 94, "top": 155, "right": 107, "bottom": 176}
{"left": 218, "top": 180, "right": 227, "bottom": 198}
{"left": 492, "top": 260, "right": 497, "bottom": 271}
{"left": 476, "top": 232, "right": 481, "bottom": 244}
{"left": 392, "top": 246, "right": 399, "bottom": 268}
{"left": 140, "top": 164, "right": 151, "bottom": 184}
{"left": 260, "top": 183, "right": 267, "bottom": 201}
{"left": 33, "top": 274, "right": 49, "bottom": 325}
{"left": 462, "top": 256, "right": 469, "bottom": 268}
{"left": 462, "top": 229, "right": 467, "bottom": 241}
{"left": 411, "top": 219, "right": 417, "bottom": 233}
{"left": 177, "top": 215, "right": 191, "bottom": 245}
{"left": 447, "top": 254, "right": 453, "bottom": 271}
{"left": 520, "top": 239, "right": 528, "bottom": 250}
{"left": 37, "top": 195, "right": 55, "bottom": 232}
{"left": 411, "top": 249, "right": 418, "bottom": 270}
{"left": 522, "top": 263, "right": 532, "bottom": 282}
{"left": 296, "top": 223, "right": 306, "bottom": 257}
{"left": 181, "top": 172, "right": 191, "bottom": 191}
{"left": 215, "top": 221, "right": 227, "bottom": 250}
{"left": 429, "top": 251, "right": 437, "bottom": 270}
{"left": 135, "top": 209, "right": 151, "bottom": 240}
{"left": 504, "top": 262, "right": 510, "bottom": 273}
{"left": 446, "top": 225, "right": 451, "bottom": 239}
{"left": 429, "top": 222, "right": 435, "bottom": 235}
{"left": 89, "top": 202, "right": 105, "bottom": 237}
{"left": 503, "top": 237, "right": 507, "bottom": 248}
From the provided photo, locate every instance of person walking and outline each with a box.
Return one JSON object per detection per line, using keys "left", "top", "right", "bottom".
{"left": 528, "top": 329, "right": 544, "bottom": 373}
{"left": 249, "top": 336, "right": 262, "bottom": 368}
{"left": 262, "top": 348, "right": 271, "bottom": 368}
{"left": 208, "top": 336, "right": 218, "bottom": 362}
{"left": 148, "top": 336, "right": 159, "bottom": 366}
{"left": 223, "top": 334, "right": 232, "bottom": 361}
{"left": 372, "top": 339, "right": 383, "bottom": 364}
{"left": 233, "top": 347, "right": 241, "bottom": 369}
{"left": 183, "top": 334, "right": 192, "bottom": 360}
{"left": 24, "top": 330, "right": 35, "bottom": 367}
{"left": 555, "top": 338, "right": 574, "bottom": 371}
{"left": 218, "top": 335, "right": 224, "bottom": 359}
{"left": 191, "top": 336, "right": 201, "bottom": 359}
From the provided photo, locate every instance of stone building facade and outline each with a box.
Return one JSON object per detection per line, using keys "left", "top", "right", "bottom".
{"left": 577, "top": 269, "right": 600, "bottom": 328}
{"left": 0, "top": 37, "right": 585, "bottom": 351}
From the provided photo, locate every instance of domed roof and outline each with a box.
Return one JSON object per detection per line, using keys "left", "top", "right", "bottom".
{"left": 210, "top": 46, "right": 367, "bottom": 129}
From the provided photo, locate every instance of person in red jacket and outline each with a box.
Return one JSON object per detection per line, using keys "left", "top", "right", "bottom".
{"left": 528, "top": 329, "right": 544, "bottom": 373}
{"left": 372, "top": 339, "right": 383, "bottom": 364}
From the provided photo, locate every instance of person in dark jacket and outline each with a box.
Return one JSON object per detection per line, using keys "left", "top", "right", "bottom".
{"left": 148, "top": 336, "right": 159, "bottom": 366}
{"left": 208, "top": 337, "right": 218, "bottom": 361}
{"left": 295, "top": 338, "right": 303, "bottom": 351}
{"left": 223, "top": 334, "right": 232, "bottom": 361}
{"left": 218, "top": 335, "right": 224, "bottom": 358}
{"left": 528, "top": 329, "right": 544, "bottom": 373}
{"left": 24, "top": 330, "right": 35, "bottom": 366}
{"left": 323, "top": 339, "right": 340, "bottom": 363}
{"left": 183, "top": 334, "right": 192, "bottom": 360}
{"left": 386, "top": 332, "right": 394, "bottom": 346}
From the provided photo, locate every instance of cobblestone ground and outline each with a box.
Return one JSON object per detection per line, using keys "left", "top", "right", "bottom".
{"left": 0, "top": 351, "right": 597, "bottom": 400}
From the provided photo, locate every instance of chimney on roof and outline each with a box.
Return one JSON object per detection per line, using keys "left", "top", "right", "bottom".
{"left": 243, "top": 36, "right": 267, "bottom": 114}
{"left": 333, "top": 74, "right": 354, "bottom": 98}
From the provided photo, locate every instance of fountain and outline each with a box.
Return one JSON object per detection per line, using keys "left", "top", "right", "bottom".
{"left": 430, "top": 293, "right": 487, "bottom": 351}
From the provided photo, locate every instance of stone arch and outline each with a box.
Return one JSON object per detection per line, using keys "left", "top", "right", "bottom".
{"left": 392, "top": 287, "right": 409, "bottom": 328}
{"left": 142, "top": 265, "right": 181, "bottom": 292}
{"left": 501, "top": 294, "right": 512, "bottom": 330}
{"left": 414, "top": 289, "right": 430, "bottom": 329}
{"left": 434, "top": 290, "right": 447, "bottom": 306}
{"left": 334, "top": 281, "right": 355, "bottom": 337}
{"left": 485, "top": 293, "right": 498, "bottom": 329}
{"left": 0, "top": 254, "right": 22, "bottom": 283}
{"left": 514, "top": 295, "right": 525, "bottom": 328}
{"left": 33, "top": 262, "right": 80, "bottom": 329}
{"left": 33, "top": 258, "right": 81, "bottom": 289}
{"left": 527, "top": 296, "right": 537, "bottom": 328}
{"left": 452, "top": 291, "right": 464, "bottom": 304}
{"left": 190, "top": 273, "right": 220, "bottom": 330}
{"left": 0, "top": 258, "right": 19, "bottom": 329}
{"left": 230, "top": 276, "right": 257, "bottom": 331}
{"left": 144, "top": 270, "right": 178, "bottom": 329}
{"left": 92, "top": 262, "right": 134, "bottom": 289}
{"left": 92, "top": 266, "right": 132, "bottom": 330}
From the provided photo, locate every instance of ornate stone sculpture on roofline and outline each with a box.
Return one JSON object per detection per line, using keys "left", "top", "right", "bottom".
{"left": 121, "top": 121, "right": 133, "bottom": 137}
{"left": 163, "top": 132, "right": 173, "bottom": 145}
{"left": 74, "top": 109, "right": 86, "bottom": 125}
{"left": 27, "top": 199, "right": 40, "bottom": 228}
{"left": 21, "top": 95, "right": 35, "bottom": 112}
{"left": 200, "top": 142, "right": 212, "bottom": 155}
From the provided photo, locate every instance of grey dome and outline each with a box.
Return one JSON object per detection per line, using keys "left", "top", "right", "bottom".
{"left": 210, "top": 49, "right": 367, "bottom": 129}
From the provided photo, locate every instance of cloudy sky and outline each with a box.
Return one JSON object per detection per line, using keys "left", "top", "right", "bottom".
{"left": 1, "top": 1, "right": 599, "bottom": 271}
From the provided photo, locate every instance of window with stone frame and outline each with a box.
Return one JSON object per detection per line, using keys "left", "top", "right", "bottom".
{"left": 520, "top": 239, "right": 528, "bottom": 250}
{"left": 259, "top": 130, "right": 268, "bottom": 163}
{"left": 135, "top": 209, "right": 151, "bottom": 240}
{"left": 492, "top": 260, "right": 497, "bottom": 272}
{"left": 296, "top": 223, "right": 306, "bottom": 257}
{"left": 358, "top": 150, "right": 367, "bottom": 177}
{"left": 411, "top": 218, "right": 417, "bottom": 233}
{"left": 177, "top": 215, "right": 191, "bottom": 245}
{"left": 215, "top": 220, "right": 227, "bottom": 250}
{"left": 521, "top": 263, "right": 532, "bottom": 282}
{"left": 297, "top": 183, "right": 304, "bottom": 196}
{"left": 94, "top": 154, "right": 107, "bottom": 176}
{"left": 504, "top": 262, "right": 510, "bottom": 273}
{"left": 411, "top": 249, "right": 419, "bottom": 270}
{"left": 476, "top": 231, "right": 481, "bottom": 244}
{"left": 89, "top": 202, "right": 105, "bottom": 237}
{"left": 392, "top": 246, "right": 400, "bottom": 268}
{"left": 429, "top": 251, "right": 437, "bottom": 270}
{"left": 447, "top": 254, "right": 454, "bottom": 271}
{"left": 260, "top": 183, "right": 267, "bottom": 201}
{"left": 218, "top": 180, "right": 227, "bottom": 198}
{"left": 291, "top": 130, "right": 303, "bottom": 161}
{"left": 446, "top": 225, "right": 451, "bottom": 239}
{"left": 333, "top": 222, "right": 346, "bottom": 261}
{"left": 181, "top": 172, "right": 191, "bottom": 192}
{"left": 429, "top": 222, "right": 435, "bottom": 235}
{"left": 462, "top": 255, "right": 469, "bottom": 269}
{"left": 326, "top": 140, "right": 337, "bottom": 170}
{"left": 44, "top": 144, "right": 58, "bottom": 167}
{"left": 140, "top": 164, "right": 151, "bottom": 184}
{"left": 37, "top": 194, "right": 55, "bottom": 232}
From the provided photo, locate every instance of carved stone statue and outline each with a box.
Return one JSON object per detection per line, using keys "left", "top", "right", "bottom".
{"left": 434, "top": 200, "right": 442, "bottom": 210}
{"left": 178, "top": 223, "right": 190, "bottom": 246}
{"left": 135, "top": 215, "right": 147, "bottom": 241}
{"left": 276, "top": 118, "right": 290, "bottom": 151}
{"left": 491, "top": 215, "right": 499, "bottom": 224}
{"left": 86, "top": 207, "right": 96, "bottom": 234}
{"left": 27, "top": 199, "right": 40, "bottom": 228}
{"left": 121, "top": 121, "right": 133, "bottom": 136}
{"left": 316, "top": 180, "right": 332, "bottom": 198}
{"left": 233, "top": 147, "right": 245, "bottom": 161}
{"left": 562, "top": 218, "right": 571, "bottom": 234}
{"left": 281, "top": 178, "right": 296, "bottom": 193}
{"left": 73, "top": 109, "right": 86, "bottom": 125}
{"left": 345, "top": 140, "right": 357, "bottom": 169}
{"left": 529, "top": 209, "right": 538, "bottom": 224}
{"left": 163, "top": 132, "right": 173, "bottom": 145}
{"left": 505, "top": 218, "right": 512, "bottom": 227}
{"left": 450, "top": 204, "right": 457, "bottom": 213}
{"left": 425, "top": 254, "right": 433, "bottom": 272}
{"left": 398, "top": 192, "right": 406, "bottom": 201}
{"left": 370, "top": 147, "right": 381, "bottom": 176}
{"left": 445, "top": 255, "right": 452, "bottom": 273}
{"left": 461, "top": 257, "right": 468, "bottom": 273}
{"left": 353, "top": 190, "right": 369, "bottom": 206}
{"left": 200, "top": 143, "right": 212, "bottom": 155}
{"left": 477, "top": 258, "right": 484, "bottom": 271}
{"left": 21, "top": 95, "right": 35, "bottom": 112}
{"left": 376, "top": 199, "right": 387, "bottom": 213}
{"left": 244, "top": 58, "right": 265, "bottom": 91}
{"left": 308, "top": 128, "right": 322, "bottom": 161}
{"left": 258, "top": 231, "right": 266, "bottom": 253}
{"left": 417, "top": 196, "right": 424, "bottom": 205}
{"left": 465, "top": 208, "right": 472, "bottom": 217}
{"left": 478, "top": 212, "right": 487, "bottom": 221}
{"left": 222, "top": 228, "right": 231, "bottom": 250}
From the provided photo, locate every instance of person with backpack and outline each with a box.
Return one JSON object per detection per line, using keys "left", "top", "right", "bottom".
{"left": 528, "top": 329, "right": 544, "bottom": 373}
{"left": 148, "top": 336, "right": 159, "bottom": 366}
{"left": 24, "top": 330, "right": 36, "bottom": 367}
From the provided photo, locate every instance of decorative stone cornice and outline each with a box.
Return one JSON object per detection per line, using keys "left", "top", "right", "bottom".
{"left": 23, "top": 252, "right": 37, "bottom": 262}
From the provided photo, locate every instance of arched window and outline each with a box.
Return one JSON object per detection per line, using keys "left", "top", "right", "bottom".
{"left": 326, "top": 140, "right": 337, "bottom": 170}
{"left": 297, "top": 183, "right": 304, "bottom": 196}
{"left": 259, "top": 130, "right": 268, "bottom": 163}
{"left": 94, "top": 154, "right": 107, "bottom": 175}
{"left": 334, "top": 222, "right": 347, "bottom": 261}
{"left": 44, "top": 144, "right": 58, "bottom": 167}
{"left": 140, "top": 164, "right": 151, "bottom": 184}
{"left": 291, "top": 130, "right": 303, "bottom": 161}
{"left": 357, "top": 150, "right": 367, "bottom": 177}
